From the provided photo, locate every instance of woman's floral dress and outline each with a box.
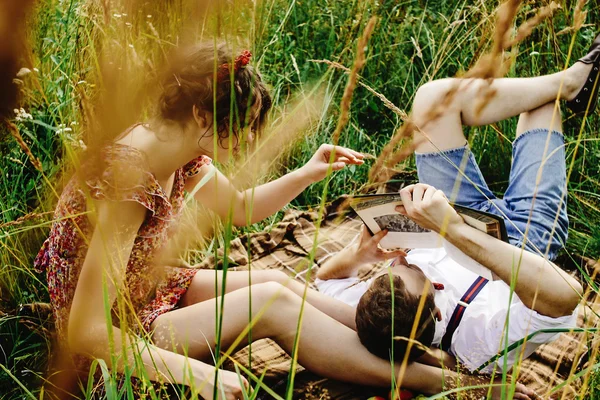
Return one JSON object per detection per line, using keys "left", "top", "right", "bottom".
{"left": 34, "top": 142, "right": 211, "bottom": 375}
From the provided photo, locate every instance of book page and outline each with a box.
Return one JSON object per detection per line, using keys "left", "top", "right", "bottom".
{"left": 352, "top": 198, "right": 443, "bottom": 249}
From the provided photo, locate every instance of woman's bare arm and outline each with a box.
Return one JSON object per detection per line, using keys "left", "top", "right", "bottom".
{"left": 68, "top": 200, "right": 245, "bottom": 398}
{"left": 186, "top": 144, "right": 364, "bottom": 226}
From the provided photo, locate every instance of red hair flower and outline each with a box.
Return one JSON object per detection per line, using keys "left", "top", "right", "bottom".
{"left": 217, "top": 50, "right": 252, "bottom": 80}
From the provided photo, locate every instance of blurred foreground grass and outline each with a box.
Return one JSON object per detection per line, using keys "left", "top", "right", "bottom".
{"left": 1, "top": 0, "right": 599, "bottom": 398}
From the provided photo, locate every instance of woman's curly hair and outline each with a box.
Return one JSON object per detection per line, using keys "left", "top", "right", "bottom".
{"left": 157, "top": 42, "right": 272, "bottom": 148}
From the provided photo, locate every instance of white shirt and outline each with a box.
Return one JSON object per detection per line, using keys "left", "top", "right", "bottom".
{"left": 315, "top": 242, "right": 578, "bottom": 373}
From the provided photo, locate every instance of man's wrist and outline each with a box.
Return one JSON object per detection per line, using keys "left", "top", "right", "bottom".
{"left": 442, "top": 218, "right": 468, "bottom": 243}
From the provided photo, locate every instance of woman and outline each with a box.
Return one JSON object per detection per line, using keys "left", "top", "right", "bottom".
{"left": 36, "top": 42, "right": 486, "bottom": 399}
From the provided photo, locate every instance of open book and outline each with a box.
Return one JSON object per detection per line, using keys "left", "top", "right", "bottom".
{"left": 349, "top": 193, "right": 508, "bottom": 249}
{"left": 349, "top": 193, "right": 508, "bottom": 280}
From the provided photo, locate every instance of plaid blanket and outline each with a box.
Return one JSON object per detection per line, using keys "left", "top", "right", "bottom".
{"left": 206, "top": 198, "right": 597, "bottom": 399}
{"left": 22, "top": 197, "right": 596, "bottom": 399}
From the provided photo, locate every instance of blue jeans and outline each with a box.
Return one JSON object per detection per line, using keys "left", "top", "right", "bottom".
{"left": 415, "top": 128, "right": 568, "bottom": 260}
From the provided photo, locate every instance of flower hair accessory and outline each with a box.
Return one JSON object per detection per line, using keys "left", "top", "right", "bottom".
{"left": 217, "top": 50, "right": 252, "bottom": 80}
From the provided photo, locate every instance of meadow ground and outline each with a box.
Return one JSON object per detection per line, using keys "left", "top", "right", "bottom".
{"left": 1, "top": 0, "right": 599, "bottom": 398}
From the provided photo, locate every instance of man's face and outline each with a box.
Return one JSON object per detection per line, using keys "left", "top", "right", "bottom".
{"left": 373, "top": 255, "right": 433, "bottom": 298}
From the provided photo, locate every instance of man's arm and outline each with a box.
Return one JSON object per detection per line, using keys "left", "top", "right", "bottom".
{"left": 398, "top": 184, "right": 583, "bottom": 318}
{"left": 316, "top": 227, "right": 406, "bottom": 280}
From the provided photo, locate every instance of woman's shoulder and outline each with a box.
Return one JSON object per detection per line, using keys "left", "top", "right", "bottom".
{"left": 183, "top": 155, "right": 212, "bottom": 178}
{"left": 79, "top": 143, "right": 170, "bottom": 218}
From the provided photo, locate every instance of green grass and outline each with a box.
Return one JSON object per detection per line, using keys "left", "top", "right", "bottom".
{"left": 1, "top": 0, "right": 600, "bottom": 398}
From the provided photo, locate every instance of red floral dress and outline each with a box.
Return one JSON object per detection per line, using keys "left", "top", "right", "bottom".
{"left": 34, "top": 143, "right": 211, "bottom": 350}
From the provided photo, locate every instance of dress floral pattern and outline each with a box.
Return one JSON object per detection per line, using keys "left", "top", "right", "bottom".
{"left": 34, "top": 143, "right": 211, "bottom": 353}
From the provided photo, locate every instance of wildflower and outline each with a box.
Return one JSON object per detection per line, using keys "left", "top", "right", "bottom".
{"left": 14, "top": 108, "right": 33, "bottom": 121}
{"left": 56, "top": 124, "right": 73, "bottom": 135}
{"left": 147, "top": 14, "right": 152, "bottom": 18}
{"left": 113, "top": 13, "right": 122, "bottom": 18}
{"left": 129, "top": 44, "right": 134, "bottom": 48}
{"left": 16, "top": 68, "right": 31, "bottom": 78}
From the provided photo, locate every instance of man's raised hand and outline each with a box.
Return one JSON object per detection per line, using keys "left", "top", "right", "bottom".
{"left": 354, "top": 225, "right": 407, "bottom": 265}
{"left": 396, "top": 183, "right": 463, "bottom": 234}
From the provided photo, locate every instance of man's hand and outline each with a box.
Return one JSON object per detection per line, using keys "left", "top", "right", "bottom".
{"left": 299, "top": 144, "right": 364, "bottom": 183}
{"left": 396, "top": 183, "right": 463, "bottom": 235}
{"left": 316, "top": 226, "right": 406, "bottom": 280}
{"left": 354, "top": 225, "right": 407, "bottom": 265}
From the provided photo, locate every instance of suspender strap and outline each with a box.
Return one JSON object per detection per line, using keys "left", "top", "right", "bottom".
{"left": 440, "top": 276, "right": 489, "bottom": 353}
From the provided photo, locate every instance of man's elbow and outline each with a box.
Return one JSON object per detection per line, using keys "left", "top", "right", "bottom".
{"left": 564, "top": 280, "right": 583, "bottom": 315}
{"left": 547, "top": 281, "right": 583, "bottom": 318}
{"left": 315, "top": 268, "right": 330, "bottom": 281}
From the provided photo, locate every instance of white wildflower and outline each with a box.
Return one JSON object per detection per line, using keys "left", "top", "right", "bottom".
{"left": 113, "top": 13, "right": 122, "bottom": 18}
{"left": 16, "top": 68, "right": 31, "bottom": 78}
{"left": 14, "top": 108, "right": 33, "bottom": 121}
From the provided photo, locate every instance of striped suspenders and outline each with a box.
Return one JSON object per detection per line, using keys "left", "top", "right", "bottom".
{"left": 440, "top": 276, "right": 489, "bottom": 353}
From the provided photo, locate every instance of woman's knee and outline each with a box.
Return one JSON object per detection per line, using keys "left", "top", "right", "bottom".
{"left": 251, "top": 281, "right": 298, "bottom": 306}
{"left": 251, "top": 270, "right": 289, "bottom": 285}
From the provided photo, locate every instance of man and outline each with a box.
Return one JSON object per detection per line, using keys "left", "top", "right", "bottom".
{"left": 317, "top": 183, "right": 581, "bottom": 372}
{"left": 316, "top": 33, "right": 599, "bottom": 372}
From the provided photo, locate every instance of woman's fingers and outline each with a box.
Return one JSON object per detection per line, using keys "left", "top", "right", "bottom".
{"left": 325, "top": 144, "right": 365, "bottom": 163}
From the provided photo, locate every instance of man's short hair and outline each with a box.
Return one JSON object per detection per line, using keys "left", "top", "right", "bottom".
{"left": 355, "top": 274, "right": 437, "bottom": 362}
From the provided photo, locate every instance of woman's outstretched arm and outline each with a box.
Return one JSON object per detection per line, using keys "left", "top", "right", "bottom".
{"left": 68, "top": 200, "right": 246, "bottom": 399}
{"left": 186, "top": 144, "right": 364, "bottom": 226}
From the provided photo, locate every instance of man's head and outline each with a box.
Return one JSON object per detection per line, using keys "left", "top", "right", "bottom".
{"left": 355, "top": 256, "right": 439, "bottom": 362}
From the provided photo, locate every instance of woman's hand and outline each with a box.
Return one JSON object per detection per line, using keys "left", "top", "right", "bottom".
{"left": 300, "top": 144, "right": 364, "bottom": 183}
{"left": 354, "top": 225, "right": 407, "bottom": 265}
{"left": 197, "top": 368, "right": 250, "bottom": 400}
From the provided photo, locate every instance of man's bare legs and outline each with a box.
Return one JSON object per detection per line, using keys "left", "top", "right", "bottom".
{"left": 151, "top": 282, "right": 447, "bottom": 394}
{"left": 412, "top": 63, "right": 590, "bottom": 153}
{"left": 516, "top": 101, "right": 563, "bottom": 137}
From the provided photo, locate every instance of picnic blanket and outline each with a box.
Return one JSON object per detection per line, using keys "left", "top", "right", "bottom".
{"left": 201, "top": 197, "right": 599, "bottom": 400}
{"left": 21, "top": 197, "right": 598, "bottom": 399}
